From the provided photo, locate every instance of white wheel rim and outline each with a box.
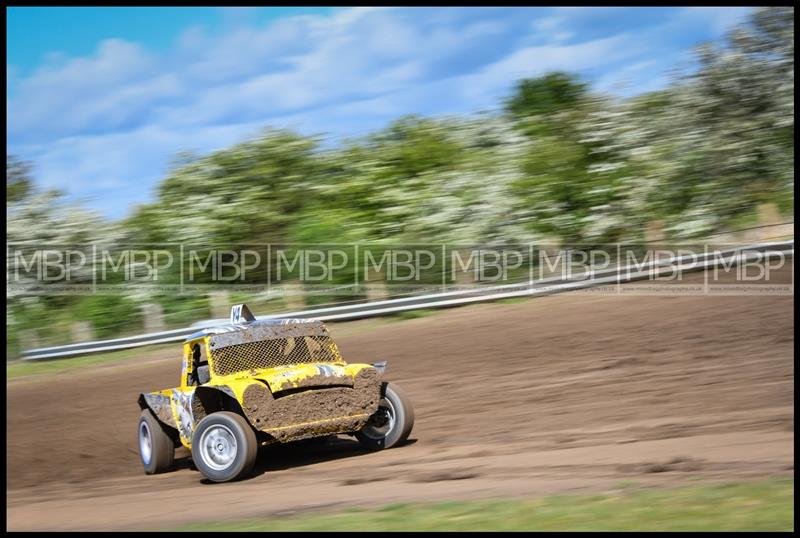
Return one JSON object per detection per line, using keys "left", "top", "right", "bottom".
{"left": 199, "top": 424, "right": 238, "bottom": 471}
{"left": 362, "top": 398, "right": 397, "bottom": 440}
{"left": 139, "top": 421, "right": 152, "bottom": 465}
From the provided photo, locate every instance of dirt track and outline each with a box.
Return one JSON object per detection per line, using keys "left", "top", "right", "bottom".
{"left": 6, "top": 273, "right": 794, "bottom": 530}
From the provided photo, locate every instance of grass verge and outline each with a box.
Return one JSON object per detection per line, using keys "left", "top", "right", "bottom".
{"left": 5, "top": 296, "right": 528, "bottom": 381}
{"left": 172, "top": 478, "right": 793, "bottom": 532}
{"left": 5, "top": 308, "right": 435, "bottom": 381}
{"left": 390, "top": 309, "right": 438, "bottom": 320}
{"left": 6, "top": 343, "right": 175, "bottom": 380}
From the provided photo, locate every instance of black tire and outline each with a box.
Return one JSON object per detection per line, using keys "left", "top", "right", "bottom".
{"left": 355, "top": 382, "right": 415, "bottom": 450}
{"left": 191, "top": 412, "right": 258, "bottom": 483}
{"left": 138, "top": 409, "right": 175, "bottom": 475}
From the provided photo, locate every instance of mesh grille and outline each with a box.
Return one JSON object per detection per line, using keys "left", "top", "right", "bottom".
{"left": 211, "top": 335, "right": 342, "bottom": 377}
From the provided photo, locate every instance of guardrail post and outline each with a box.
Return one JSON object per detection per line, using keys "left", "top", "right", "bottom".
{"left": 208, "top": 291, "right": 231, "bottom": 319}
{"left": 754, "top": 204, "right": 793, "bottom": 241}
{"left": 365, "top": 269, "right": 388, "bottom": 301}
{"left": 283, "top": 281, "right": 306, "bottom": 311}
{"left": 20, "top": 329, "right": 42, "bottom": 350}
{"left": 645, "top": 220, "right": 665, "bottom": 243}
{"left": 141, "top": 302, "right": 166, "bottom": 333}
{"left": 70, "top": 321, "right": 94, "bottom": 343}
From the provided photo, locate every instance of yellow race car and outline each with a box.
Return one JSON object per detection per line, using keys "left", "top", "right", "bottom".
{"left": 137, "top": 304, "right": 414, "bottom": 483}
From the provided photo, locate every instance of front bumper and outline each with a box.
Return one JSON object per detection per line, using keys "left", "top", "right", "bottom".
{"left": 241, "top": 368, "right": 382, "bottom": 442}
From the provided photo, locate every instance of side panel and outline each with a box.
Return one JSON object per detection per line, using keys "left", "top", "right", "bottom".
{"left": 139, "top": 391, "right": 178, "bottom": 429}
{"left": 169, "top": 387, "right": 197, "bottom": 448}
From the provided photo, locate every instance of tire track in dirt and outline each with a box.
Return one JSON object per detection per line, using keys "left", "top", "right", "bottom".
{"left": 7, "top": 267, "right": 794, "bottom": 530}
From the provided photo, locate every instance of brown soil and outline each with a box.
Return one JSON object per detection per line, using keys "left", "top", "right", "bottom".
{"left": 240, "top": 368, "right": 380, "bottom": 441}
{"left": 6, "top": 268, "right": 794, "bottom": 530}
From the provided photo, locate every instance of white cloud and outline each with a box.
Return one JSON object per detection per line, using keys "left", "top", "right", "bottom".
{"left": 676, "top": 6, "right": 753, "bottom": 37}
{"left": 453, "top": 34, "right": 641, "bottom": 105}
{"left": 9, "top": 39, "right": 162, "bottom": 140}
{"left": 532, "top": 17, "right": 563, "bottom": 33}
{"left": 7, "top": 7, "right": 752, "bottom": 219}
{"left": 16, "top": 120, "right": 272, "bottom": 217}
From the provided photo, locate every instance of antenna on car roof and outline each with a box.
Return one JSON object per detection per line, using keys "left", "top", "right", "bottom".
{"left": 230, "top": 304, "right": 256, "bottom": 324}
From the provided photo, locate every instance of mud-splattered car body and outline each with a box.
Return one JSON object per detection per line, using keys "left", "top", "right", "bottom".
{"left": 138, "top": 309, "right": 384, "bottom": 450}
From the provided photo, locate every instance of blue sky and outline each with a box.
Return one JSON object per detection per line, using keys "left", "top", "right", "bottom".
{"left": 7, "top": 7, "right": 753, "bottom": 219}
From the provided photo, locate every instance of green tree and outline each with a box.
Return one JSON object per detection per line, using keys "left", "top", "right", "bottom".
{"left": 505, "top": 72, "right": 588, "bottom": 122}
{"left": 7, "top": 155, "right": 33, "bottom": 204}
{"left": 505, "top": 73, "right": 637, "bottom": 242}
{"left": 643, "top": 6, "right": 794, "bottom": 237}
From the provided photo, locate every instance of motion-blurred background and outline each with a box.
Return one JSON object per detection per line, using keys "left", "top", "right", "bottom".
{"left": 6, "top": 7, "right": 794, "bottom": 354}
{"left": 6, "top": 7, "right": 795, "bottom": 532}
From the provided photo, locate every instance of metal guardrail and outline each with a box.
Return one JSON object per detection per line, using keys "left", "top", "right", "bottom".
{"left": 19, "top": 240, "right": 794, "bottom": 361}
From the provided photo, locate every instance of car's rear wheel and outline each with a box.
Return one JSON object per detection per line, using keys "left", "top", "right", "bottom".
{"left": 191, "top": 412, "right": 257, "bottom": 483}
{"left": 355, "top": 382, "right": 414, "bottom": 450}
{"left": 138, "top": 409, "right": 175, "bottom": 474}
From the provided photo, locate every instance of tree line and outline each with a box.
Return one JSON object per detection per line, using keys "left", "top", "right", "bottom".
{"left": 6, "top": 7, "right": 793, "bottom": 353}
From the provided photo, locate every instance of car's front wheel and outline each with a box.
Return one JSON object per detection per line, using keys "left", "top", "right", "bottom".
{"left": 191, "top": 411, "right": 258, "bottom": 483}
{"left": 355, "top": 382, "right": 414, "bottom": 450}
{"left": 138, "top": 409, "right": 175, "bottom": 474}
